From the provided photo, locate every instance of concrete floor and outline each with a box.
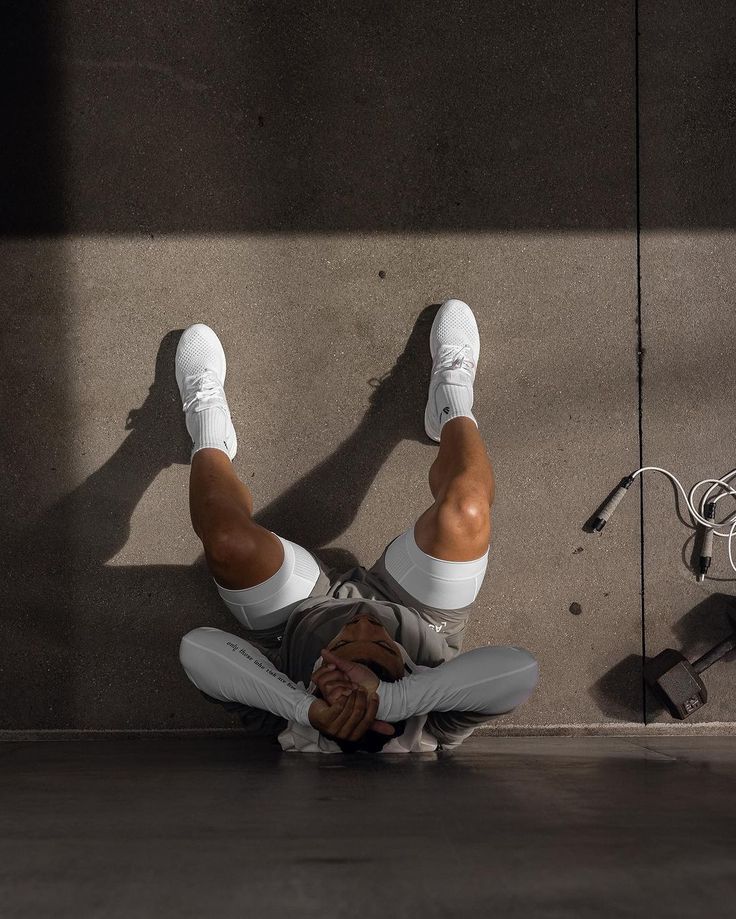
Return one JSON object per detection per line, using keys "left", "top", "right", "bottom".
{"left": 2, "top": 736, "right": 736, "bottom": 918}
{"left": 2, "top": 1, "right": 736, "bottom": 732}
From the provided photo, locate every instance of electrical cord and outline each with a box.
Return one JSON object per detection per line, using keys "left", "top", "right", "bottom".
{"left": 592, "top": 466, "right": 736, "bottom": 580}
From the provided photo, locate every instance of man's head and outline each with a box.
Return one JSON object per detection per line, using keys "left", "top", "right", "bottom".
{"left": 325, "top": 608, "right": 406, "bottom": 680}
{"left": 315, "top": 608, "right": 407, "bottom": 752}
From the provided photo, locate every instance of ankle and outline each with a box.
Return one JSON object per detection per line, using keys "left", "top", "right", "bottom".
{"left": 440, "top": 416, "right": 478, "bottom": 438}
{"left": 435, "top": 383, "right": 475, "bottom": 435}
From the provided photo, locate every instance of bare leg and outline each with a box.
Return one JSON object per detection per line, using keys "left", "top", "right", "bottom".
{"left": 413, "top": 418, "right": 495, "bottom": 561}
{"left": 189, "top": 449, "right": 284, "bottom": 589}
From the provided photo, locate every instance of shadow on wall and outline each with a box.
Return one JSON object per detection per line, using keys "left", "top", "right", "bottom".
{"left": 5, "top": 4, "right": 734, "bottom": 234}
{"left": 3, "top": 1, "right": 641, "bottom": 234}
{"left": 3, "top": 305, "right": 440, "bottom": 729}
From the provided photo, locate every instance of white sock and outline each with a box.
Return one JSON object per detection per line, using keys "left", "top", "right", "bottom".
{"left": 187, "top": 404, "right": 230, "bottom": 457}
{"left": 435, "top": 381, "right": 478, "bottom": 433}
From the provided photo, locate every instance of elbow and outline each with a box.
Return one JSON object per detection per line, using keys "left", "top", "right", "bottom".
{"left": 179, "top": 627, "right": 207, "bottom": 669}
{"left": 515, "top": 647, "right": 540, "bottom": 705}
{"left": 179, "top": 627, "right": 223, "bottom": 689}
{"left": 490, "top": 647, "right": 540, "bottom": 714}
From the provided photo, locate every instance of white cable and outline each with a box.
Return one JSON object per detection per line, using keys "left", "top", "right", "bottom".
{"left": 629, "top": 466, "right": 736, "bottom": 574}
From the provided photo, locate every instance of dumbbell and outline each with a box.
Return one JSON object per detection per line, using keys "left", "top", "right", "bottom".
{"left": 644, "top": 615, "right": 736, "bottom": 719}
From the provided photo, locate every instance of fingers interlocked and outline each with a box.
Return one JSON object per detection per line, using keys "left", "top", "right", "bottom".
{"left": 324, "top": 688, "right": 380, "bottom": 742}
{"left": 313, "top": 664, "right": 358, "bottom": 704}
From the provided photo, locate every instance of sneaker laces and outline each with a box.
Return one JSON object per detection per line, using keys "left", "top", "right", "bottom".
{"left": 433, "top": 344, "right": 476, "bottom": 375}
{"left": 182, "top": 370, "right": 226, "bottom": 413}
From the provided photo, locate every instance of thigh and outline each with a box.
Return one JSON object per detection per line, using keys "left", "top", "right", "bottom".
{"left": 367, "top": 524, "right": 490, "bottom": 653}
{"left": 214, "top": 532, "right": 333, "bottom": 650}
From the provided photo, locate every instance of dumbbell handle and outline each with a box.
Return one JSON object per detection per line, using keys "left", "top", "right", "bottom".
{"left": 693, "top": 633, "right": 736, "bottom": 674}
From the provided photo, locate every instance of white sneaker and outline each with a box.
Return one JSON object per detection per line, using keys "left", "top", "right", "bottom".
{"left": 424, "top": 299, "right": 480, "bottom": 443}
{"left": 175, "top": 324, "right": 237, "bottom": 460}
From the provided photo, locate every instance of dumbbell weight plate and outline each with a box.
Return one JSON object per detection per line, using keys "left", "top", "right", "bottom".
{"left": 643, "top": 648, "right": 707, "bottom": 719}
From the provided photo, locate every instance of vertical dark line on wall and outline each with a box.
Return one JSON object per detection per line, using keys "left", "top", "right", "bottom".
{"left": 634, "top": 0, "right": 647, "bottom": 725}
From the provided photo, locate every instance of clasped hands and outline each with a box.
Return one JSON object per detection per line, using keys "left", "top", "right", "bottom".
{"left": 307, "top": 647, "right": 396, "bottom": 743}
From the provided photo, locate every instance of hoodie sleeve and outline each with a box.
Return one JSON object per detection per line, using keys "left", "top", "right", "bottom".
{"left": 375, "top": 645, "right": 539, "bottom": 723}
{"left": 179, "top": 628, "right": 316, "bottom": 727}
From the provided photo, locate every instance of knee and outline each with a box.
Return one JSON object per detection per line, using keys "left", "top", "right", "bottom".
{"left": 203, "top": 526, "right": 254, "bottom": 573}
{"left": 437, "top": 494, "right": 491, "bottom": 537}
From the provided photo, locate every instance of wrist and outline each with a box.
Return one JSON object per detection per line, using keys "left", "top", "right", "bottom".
{"left": 303, "top": 697, "right": 323, "bottom": 728}
{"left": 307, "top": 700, "right": 326, "bottom": 730}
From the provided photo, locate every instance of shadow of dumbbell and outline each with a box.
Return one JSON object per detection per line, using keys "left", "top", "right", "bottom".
{"left": 590, "top": 654, "right": 647, "bottom": 721}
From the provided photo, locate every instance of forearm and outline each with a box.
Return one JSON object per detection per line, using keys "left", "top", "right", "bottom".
{"left": 179, "top": 628, "right": 315, "bottom": 727}
{"left": 375, "top": 645, "right": 539, "bottom": 722}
